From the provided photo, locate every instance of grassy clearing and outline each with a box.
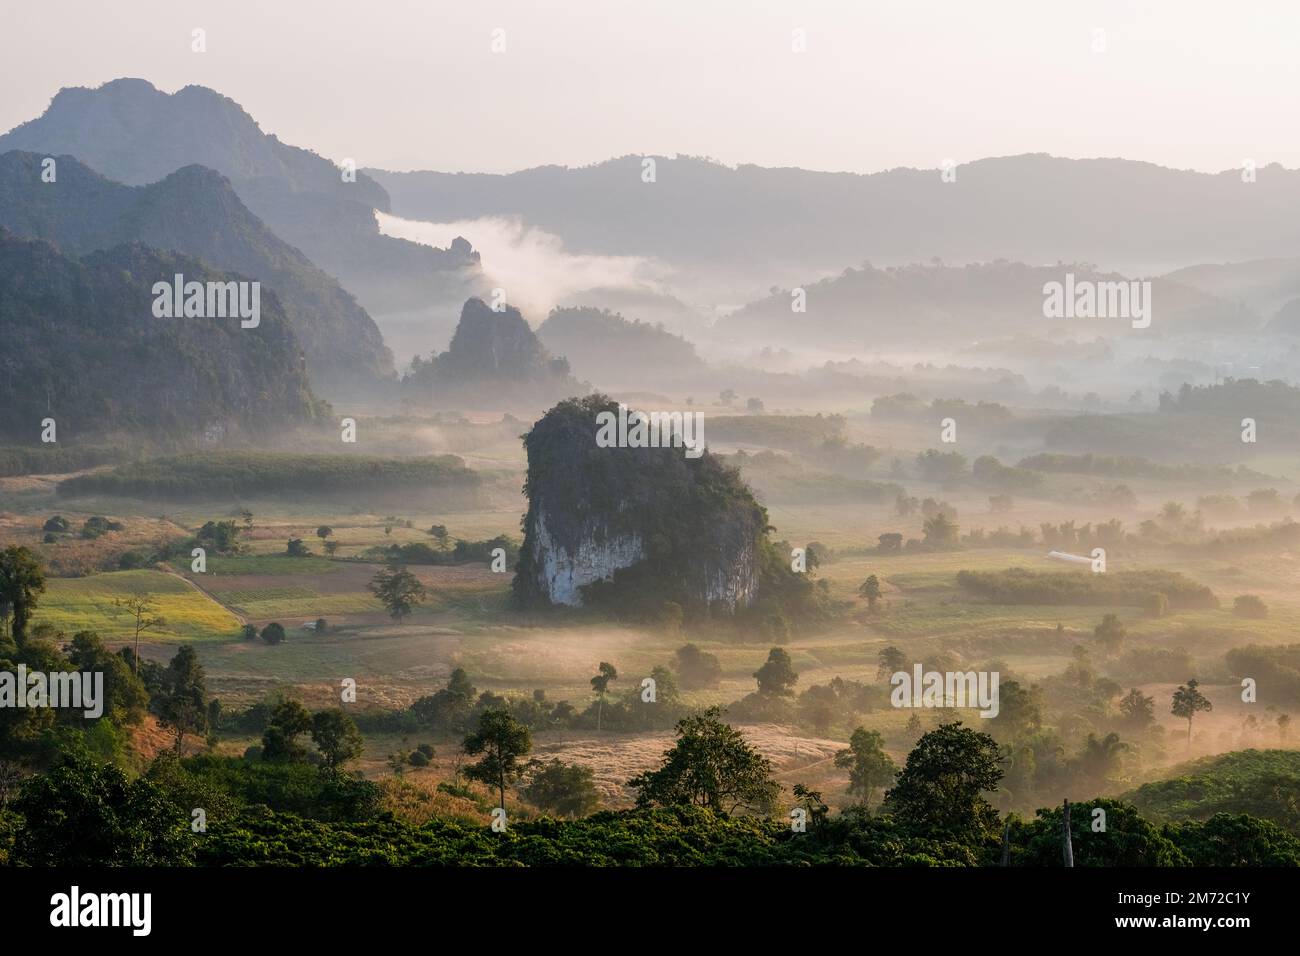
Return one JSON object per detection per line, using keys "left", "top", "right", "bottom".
{"left": 35, "top": 569, "right": 242, "bottom": 641}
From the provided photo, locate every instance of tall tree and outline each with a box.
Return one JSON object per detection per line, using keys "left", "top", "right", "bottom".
{"left": 368, "top": 562, "right": 427, "bottom": 620}
{"left": 876, "top": 645, "right": 907, "bottom": 682}
{"left": 311, "top": 709, "right": 364, "bottom": 770}
{"left": 754, "top": 647, "right": 798, "bottom": 697}
{"left": 627, "top": 707, "right": 778, "bottom": 815}
{"left": 156, "top": 645, "right": 207, "bottom": 751}
{"left": 463, "top": 709, "right": 532, "bottom": 811}
{"left": 262, "top": 699, "right": 314, "bottom": 762}
{"left": 590, "top": 661, "right": 618, "bottom": 731}
{"left": 859, "top": 574, "right": 882, "bottom": 610}
{"left": 1171, "top": 679, "right": 1213, "bottom": 745}
{"left": 1119, "top": 688, "right": 1155, "bottom": 730}
{"left": 883, "top": 721, "right": 1003, "bottom": 837}
{"left": 0, "top": 545, "right": 45, "bottom": 644}
{"left": 112, "top": 591, "right": 166, "bottom": 674}
{"left": 834, "top": 727, "right": 897, "bottom": 809}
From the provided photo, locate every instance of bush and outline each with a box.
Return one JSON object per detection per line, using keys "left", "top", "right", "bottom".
{"left": 261, "top": 623, "right": 286, "bottom": 645}
{"left": 1233, "top": 594, "right": 1268, "bottom": 619}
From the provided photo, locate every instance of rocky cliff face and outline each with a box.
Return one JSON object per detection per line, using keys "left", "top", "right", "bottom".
{"left": 513, "top": 395, "right": 765, "bottom": 614}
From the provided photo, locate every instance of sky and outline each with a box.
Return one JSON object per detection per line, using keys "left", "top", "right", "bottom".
{"left": 2, "top": 0, "right": 1299, "bottom": 175}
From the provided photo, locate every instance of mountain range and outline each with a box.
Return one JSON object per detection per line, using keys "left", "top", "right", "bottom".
{"left": 0, "top": 78, "right": 483, "bottom": 318}
{"left": 0, "top": 150, "right": 393, "bottom": 393}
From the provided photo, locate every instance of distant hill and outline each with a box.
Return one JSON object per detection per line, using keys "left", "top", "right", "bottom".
{"left": 402, "top": 298, "right": 586, "bottom": 406}
{"left": 0, "top": 79, "right": 482, "bottom": 316}
{"left": 0, "top": 150, "right": 392, "bottom": 394}
{"left": 370, "top": 153, "right": 1300, "bottom": 285}
{"left": 0, "top": 230, "right": 324, "bottom": 441}
{"left": 716, "top": 260, "right": 1252, "bottom": 350}
{"left": 536, "top": 307, "right": 705, "bottom": 387}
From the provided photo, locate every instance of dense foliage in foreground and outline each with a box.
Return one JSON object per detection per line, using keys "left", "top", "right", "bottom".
{"left": 196, "top": 802, "right": 1300, "bottom": 867}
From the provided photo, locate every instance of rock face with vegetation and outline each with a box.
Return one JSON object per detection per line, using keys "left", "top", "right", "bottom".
{"left": 0, "top": 230, "right": 324, "bottom": 440}
{"left": 0, "top": 150, "right": 392, "bottom": 395}
{"left": 513, "top": 395, "right": 770, "bottom": 614}
{"left": 403, "top": 298, "right": 584, "bottom": 405}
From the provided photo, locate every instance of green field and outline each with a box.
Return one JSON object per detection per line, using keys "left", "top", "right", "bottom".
{"left": 35, "top": 569, "right": 243, "bottom": 641}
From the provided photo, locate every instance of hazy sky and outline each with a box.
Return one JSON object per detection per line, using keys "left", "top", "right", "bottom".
{"left": 3, "top": 0, "right": 1299, "bottom": 175}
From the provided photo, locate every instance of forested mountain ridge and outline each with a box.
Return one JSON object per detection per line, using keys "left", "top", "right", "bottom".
{"left": 0, "top": 150, "right": 393, "bottom": 394}
{"left": 0, "top": 79, "right": 482, "bottom": 316}
{"left": 0, "top": 230, "right": 325, "bottom": 441}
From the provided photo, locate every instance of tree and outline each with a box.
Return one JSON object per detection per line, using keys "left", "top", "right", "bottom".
{"left": 754, "top": 647, "right": 798, "bottom": 697}
{"left": 411, "top": 667, "right": 477, "bottom": 731}
{"left": 112, "top": 591, "right": 166, "bottom": 674}
{"left": 0, "top": 545, "right": 46, "bottom": 644}
{"left": 1093, "top": 614, "right": 1127, "bottom": 656}
{"left": 674, "top": 643, "right": 722, "bottom": 689}
{"left": 323, "top": 540, "right": 340, "bottom": 557}
{"left": 260, "top": 622, "right": 286, "bottom": 645}
{"left": 1171, "top": 679, "right": 1213, "bottom": 745}
{"left": 992, "top": 680, "right": 1042, "bottom": 740}
{"left": 922, "top": 512, "right": 960, "bottom": 548}
{"left": 627, "top": 707, "right": 778, "bottom": 815}
{"left": 791, "top": 783, "right": 828, "bottom": 829}
{"left": 522, "top": 759, "right": 601, "bottom": 818}
{"left": 156, "top": 645, "right": 208, "bottom": 751}
{"left": 316, "top": 525, "right": 333, "bottom": 542}
{"left": 261, "top": 700, "right": 314, "bottom": 762}
{"left": 883, "top": 722, "right": 1003, "bottom": 837}
{"left": 67, "top": 630, "right": 148, "bottom": 724}
{"left": 463, "top": 709, "right": 532, "bottom": 811}
{"left": 834, "top": 727, "right": 897, "bottom": 809}
{"left": 1119, "top": 688, "right": 1155, "bottom": 731}
{"left": 876, "top": 645, "right": 907, "bottom": 682}
{"left": 590, "top": 661, "right": 618, "bottom": 731}
{"left": 240, "top": 623, "right": 258, "bottom": 641}
{"left": 13, "top": 753, "right": 190, "bottom": 865}
{"left": 311, "top": 709, "right": 364, "bottom": 770}
{"left": 859, "top": 574, "right": 882, "bottom": 610}
{"left": 369, "top": 563, "right": 426, "bottom": 620}
{"left": 427, "top": 524, "right": 450, "bottom": 550}
{"left": 1074, "top": 732, "right": 1128, "bottom": 791}
{"left": 1233, "top": 594, "right": 1268, "bottom": 619}
{"left": 286, "top": 538, "right": 311, "bottom": 557}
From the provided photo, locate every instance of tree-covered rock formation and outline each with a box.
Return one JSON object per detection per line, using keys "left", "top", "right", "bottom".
{"left": 0, "top": 230, "right": 324, "bottom": 441}
{"left": 513, "top": 395, "right": 806, "bottom": 619}
{"left": 402, "top": 298, "right": 584, "bottom": 406}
